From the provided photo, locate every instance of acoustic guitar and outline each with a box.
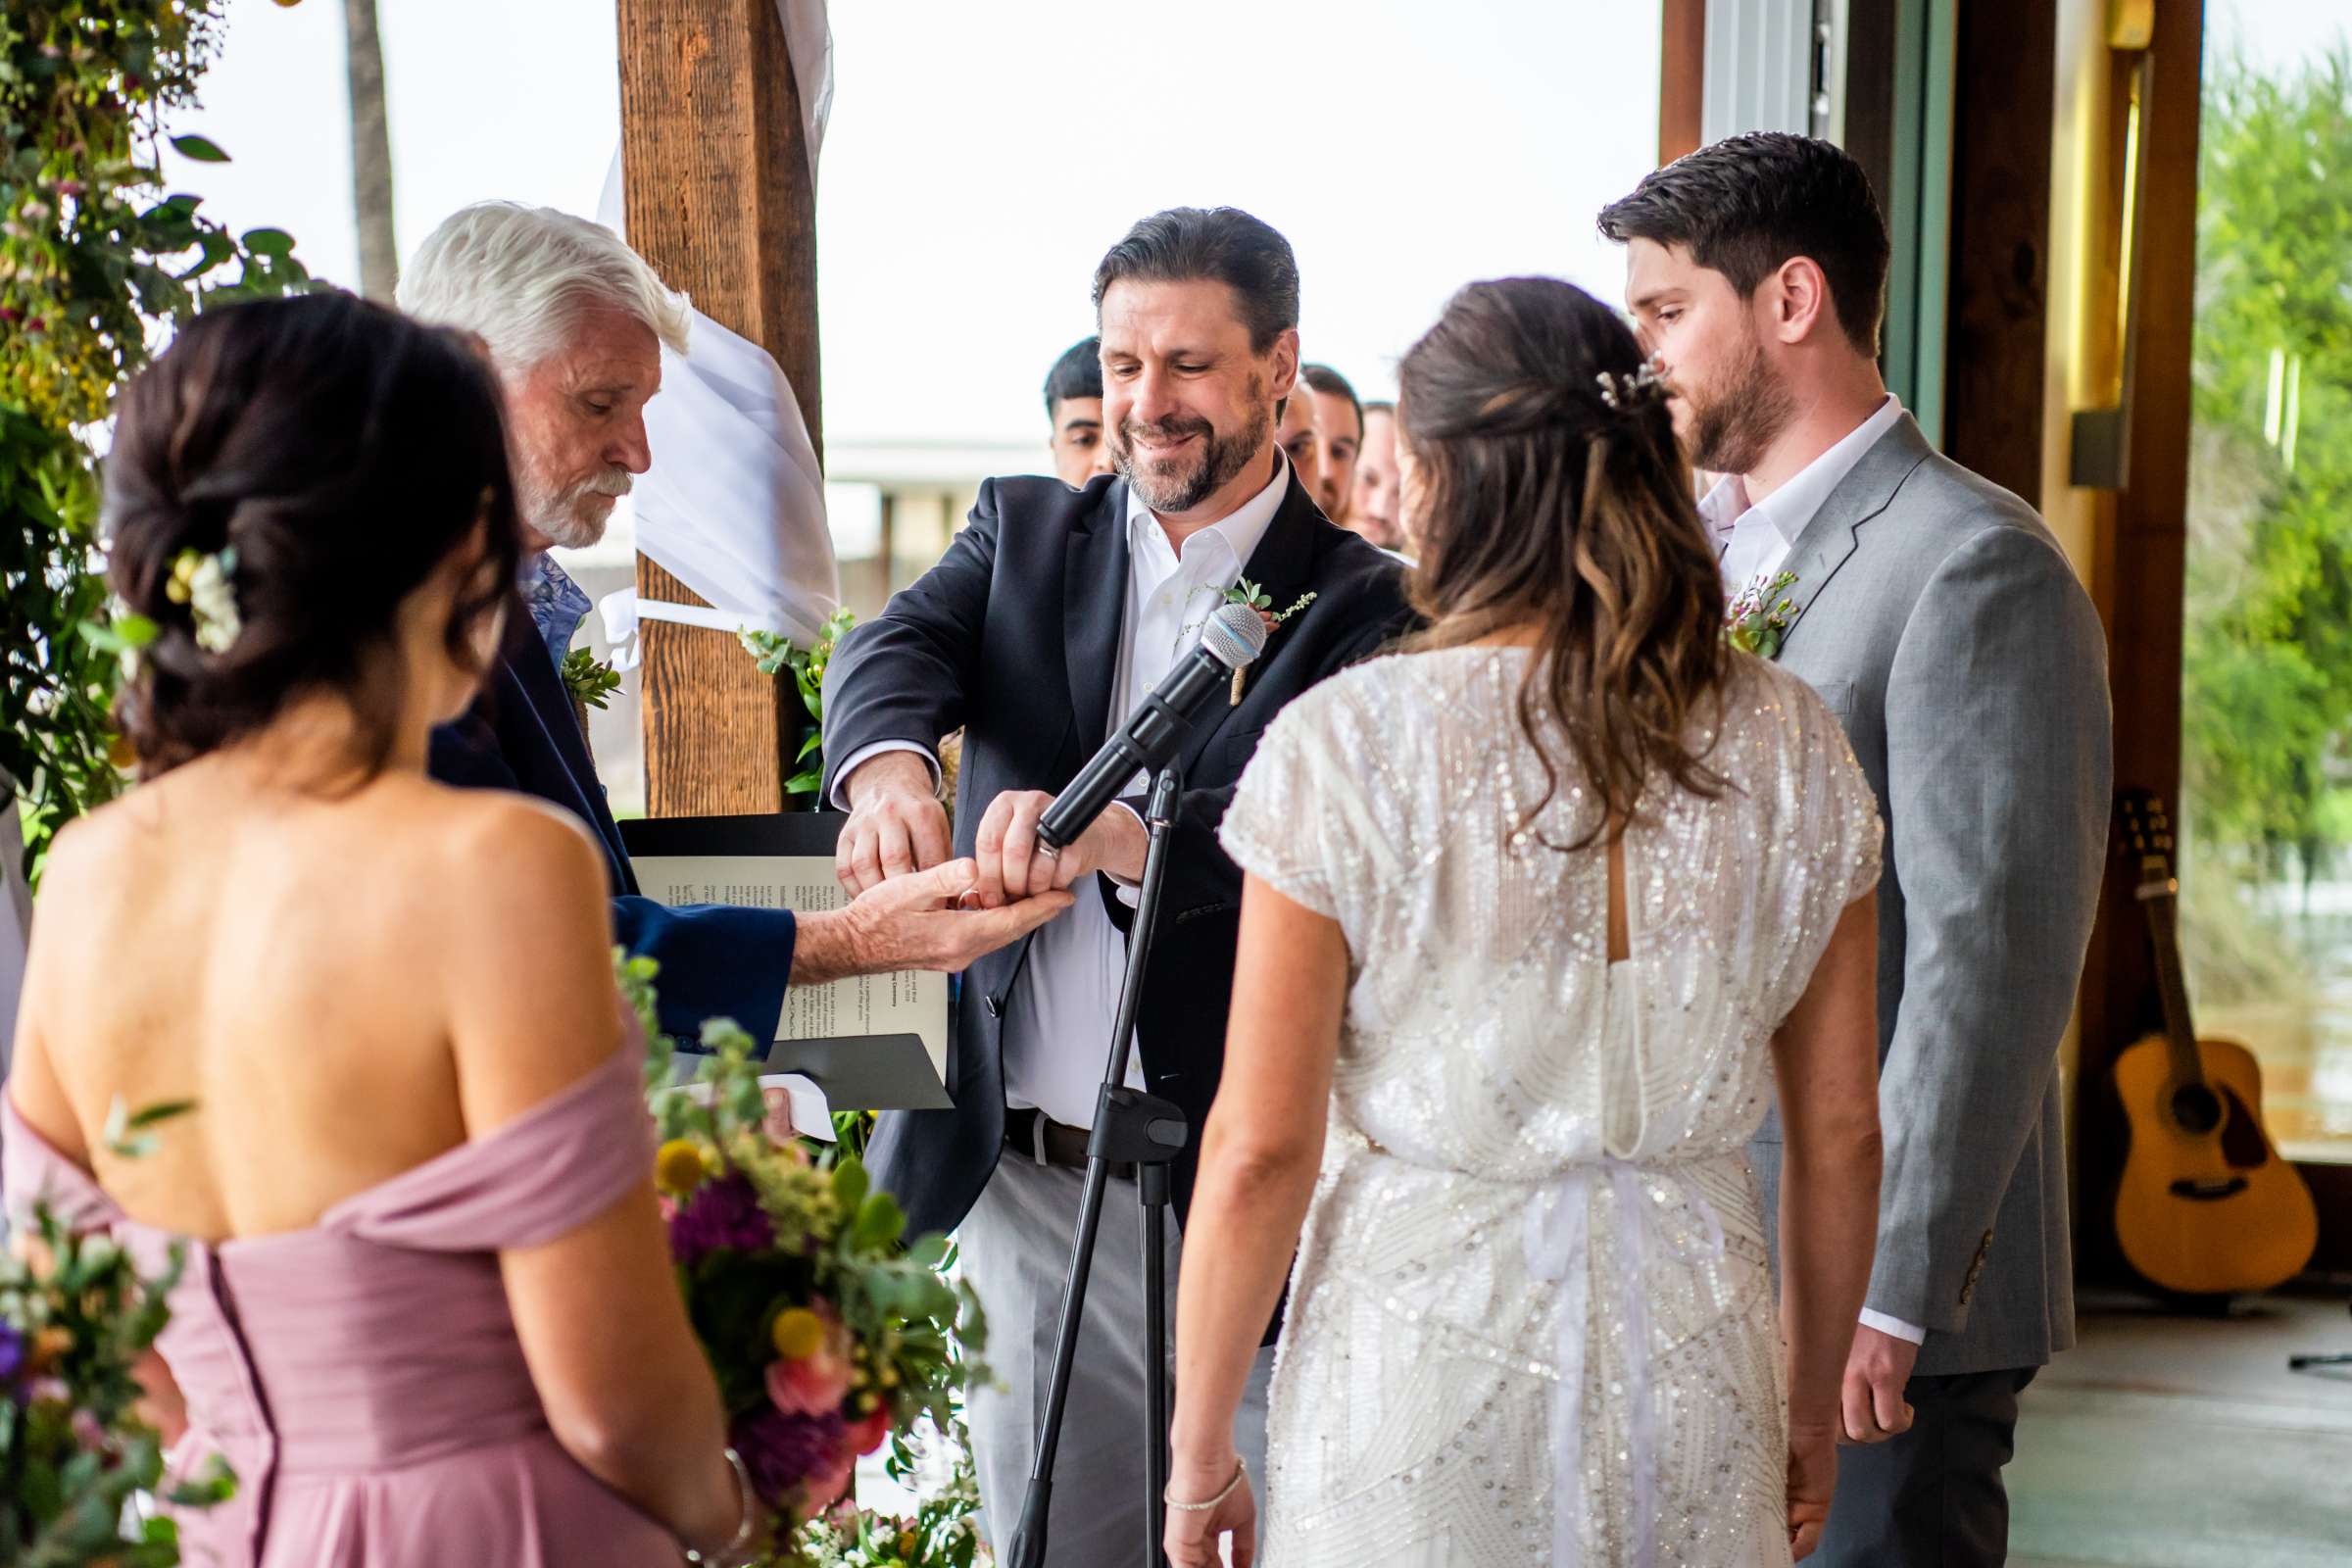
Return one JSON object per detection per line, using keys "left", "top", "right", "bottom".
{"left": 2111, "top": 790, "right": 2318, "bottom": 1297}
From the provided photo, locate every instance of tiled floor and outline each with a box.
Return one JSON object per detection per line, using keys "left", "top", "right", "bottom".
{"left": 2007, "top": 1289, "right": 2352, "bottom": 1567}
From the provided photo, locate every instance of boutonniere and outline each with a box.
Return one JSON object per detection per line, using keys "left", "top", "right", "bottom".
{"left": 1725, "top": 569, "right": 1798, "bottom": 660}
{"left": 1220, "top": 577, "right": 1317, "bottom": 704}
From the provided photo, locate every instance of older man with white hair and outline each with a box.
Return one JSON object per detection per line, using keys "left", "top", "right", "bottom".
{"left": 406, "top": 203, "right": 1069, "bottom": 1048}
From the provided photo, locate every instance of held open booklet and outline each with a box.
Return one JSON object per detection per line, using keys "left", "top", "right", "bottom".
{"left": 618, "top": 812, "right": 954, "bottom": 1112}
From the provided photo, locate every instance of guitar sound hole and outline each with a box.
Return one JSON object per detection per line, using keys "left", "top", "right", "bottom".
{"left": 2170, "top": 1083, "right": 2224, "bottom": 1134}
{"left": 2169, "top": 1176, "right": 2250, "bottom": 1201}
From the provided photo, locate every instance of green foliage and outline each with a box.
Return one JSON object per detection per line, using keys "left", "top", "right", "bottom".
{"left": 2178, "top": 38, "right": 2352, "bottom": 1000}
{"left": 559, "top": 646, "right": 623, "bottom": 711}
{"left": 2, "top": 1102, "right": 233, "bottom": 1567}
{"left": 742, "top": 607, "right": 858, "bottom": 799}
{"left": 795, "top": 1415, "right": 988, "bottom": 1567}
{"left": 0, "top": 1, "right": 320, "bottom": 879}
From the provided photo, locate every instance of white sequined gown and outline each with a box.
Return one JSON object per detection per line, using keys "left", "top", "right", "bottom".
{"left": 1217, "top": 648, "right": 1882, "bottom": 1567}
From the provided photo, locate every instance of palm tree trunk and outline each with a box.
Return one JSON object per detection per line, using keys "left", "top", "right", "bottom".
{"left": 343, "top": 0, "right": 397, "bottom": 301}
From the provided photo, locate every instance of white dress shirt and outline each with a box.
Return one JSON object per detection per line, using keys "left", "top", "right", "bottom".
{"left": 1703, "top": 395, "right": 1905, "bottom": 596}
{"left": 1705, "top": 396, "right": 1927, "bottom": 1351}
{"left": 834, "top": 455, "right": 1291, "bottom": 1129}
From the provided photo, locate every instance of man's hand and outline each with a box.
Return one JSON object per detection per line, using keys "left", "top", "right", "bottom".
{"left": 1839, "top": 1323, "right": 1919, "bottom": 1445}
{"left": 792, "top": 858, "right": 1073, "bottom": 987}
{"left": 837, "top": 750, "right": 952, "bottom": 895}
{"left": 970, "top": 789, "right": 1147, "bottom": 908}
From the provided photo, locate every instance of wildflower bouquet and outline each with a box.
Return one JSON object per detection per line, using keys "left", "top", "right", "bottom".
{"left": 1, "top": 1176, "right": 233, "bottom": 1564}
{"left": 621, "top": 956, "right": 988, "bottom": 1551}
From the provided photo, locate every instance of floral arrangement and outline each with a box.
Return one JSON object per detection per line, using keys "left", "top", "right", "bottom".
{"left": 619, "top": 956, "right": 986, "bottom": 1553}
{"left": 1, "top": 1103, "right": 234, "bottom": 1566}
{"left": 1, "top": 1, "right": 318, "bottom": 880}
{"left": 1724, "top": 569, "right": 1799, "bottom": 660}
{"left": 741, "top": 606, "right": 858, "bottom": 801}
{"left": 796, "top": 1414, "right": 989, "bottom": 1568}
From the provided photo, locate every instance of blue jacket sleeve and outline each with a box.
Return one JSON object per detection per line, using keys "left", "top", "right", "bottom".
{"left": 613, "top": 897, "right": 797, "bottom": 1049}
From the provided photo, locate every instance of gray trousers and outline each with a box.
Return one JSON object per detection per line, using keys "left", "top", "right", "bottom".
{"left": 959, "top": 1152, "right": 1275, "bottom": 1567}
{"left": 1812, "top": 1367, "right": 2038, "bottom": 1568}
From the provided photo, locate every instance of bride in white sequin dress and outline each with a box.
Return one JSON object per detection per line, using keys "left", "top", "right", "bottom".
{"left": 1166, "top": 280, "right": 1887, "bottom": 1568}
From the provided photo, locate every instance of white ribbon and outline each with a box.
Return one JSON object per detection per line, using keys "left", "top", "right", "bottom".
{"left": 1522, "top": 1158, "right": 1727, "bottom": 1566}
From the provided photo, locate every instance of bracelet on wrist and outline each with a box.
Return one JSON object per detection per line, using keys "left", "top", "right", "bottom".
{"left": 1164, "top": 1457, "right": 1247, "bottom": 1513}
{"left": 682, "top": 1446, "right": 759, "bottom": 1566}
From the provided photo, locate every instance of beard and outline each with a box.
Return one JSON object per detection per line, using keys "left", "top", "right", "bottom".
{"left": 518, "top": 464, "right": 633, "bottom": 551}
{"left": 1111, "top": 388, "right": 1270, "bottom": 514}
{"left": 1683, "top": 333, "right": 1796, "bottom": 477}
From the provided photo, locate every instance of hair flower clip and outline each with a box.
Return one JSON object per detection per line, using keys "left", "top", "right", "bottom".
{"left": 1595, "top": 354, "right": 1670, "bottom": 413}
{"left": 167, "top": 547, "right": 243, "bottom": 655}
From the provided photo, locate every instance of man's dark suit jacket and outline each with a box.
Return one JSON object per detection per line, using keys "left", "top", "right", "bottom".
{"left": 821, "top": 466, "right": 1412, "bottom": 1241}
{"left": 429, "top": 607, "right": 798, "bottom": 1046}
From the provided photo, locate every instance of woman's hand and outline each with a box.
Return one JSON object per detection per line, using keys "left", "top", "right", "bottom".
{"left": 1787, "top": 1417, "right": 1838, "bottom": 1560}
{"left": 1163, "top": 1453, "right": 1256, "bottom": 1568}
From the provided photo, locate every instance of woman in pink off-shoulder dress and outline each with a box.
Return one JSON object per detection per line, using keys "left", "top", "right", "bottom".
{"left": 1, "top": 295, "right": 761, "bottom": 1567}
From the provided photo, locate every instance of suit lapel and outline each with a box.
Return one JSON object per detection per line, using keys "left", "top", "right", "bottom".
{"left": 498, "top": 615, "right": 639, "bottom": 894}
{"left": 1063, "top": 479, "right": 1132, "bottom": 757}
{"left": 1770, "top": 415, "right": 1935, "bottom": 656}
{"left": 1171, "top": 470, "right": 1323, "bottom": 780}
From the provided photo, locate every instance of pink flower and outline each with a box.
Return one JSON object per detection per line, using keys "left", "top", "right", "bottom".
{"left": 765, "top": 1299, "right": 854, "bottom": 1417}
{"left": 845, "top": 1407, "right": 891, "bottom": 1456}
{"left": 766, "top": 1344, "right": 854, "bottom": 1417}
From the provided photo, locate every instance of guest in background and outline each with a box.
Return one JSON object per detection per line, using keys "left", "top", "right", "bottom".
{"left": 1299, "top": 363, "right": 1363, "bottom": 524}
{"left": 400, "top": 203, "right": 1065, "bottom": 1048}
{"left": 1275, "top": 373, "right": 1324, "bottom": 506}
{"left": 1045, "top": 334, "right": 1116, "bottom": 488}
{"left": 1347, "top": 399, "right": 1406, "bottom": 551}
{"left": 1604, "top": 132, "right": 2110, "bottom": 1568}
{"left": 5, "top": 293, "right": 767, "bottom": 1566}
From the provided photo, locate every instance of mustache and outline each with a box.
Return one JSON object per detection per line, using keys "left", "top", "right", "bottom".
{"left": 563, "top": 469, "right": 635, "bottom": 501}
{"left": 1117, "top": 413, "right": 1215, "bottom": 450}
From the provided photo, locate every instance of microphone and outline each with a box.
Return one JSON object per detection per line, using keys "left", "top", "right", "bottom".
{"left": 1036, "top": 600, "right": 1269, "bottom": 852}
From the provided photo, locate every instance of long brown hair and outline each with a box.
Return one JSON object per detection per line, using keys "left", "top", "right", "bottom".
{"left": 1399, "top": 277, "right": 1728, "bottom": 846}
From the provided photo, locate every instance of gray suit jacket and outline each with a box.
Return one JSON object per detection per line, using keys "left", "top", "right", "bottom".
{"left": 1751, "top": 414, "right": 2111, "bottom": 1377}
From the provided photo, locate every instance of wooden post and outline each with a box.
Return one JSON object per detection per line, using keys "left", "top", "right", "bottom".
{"left": 1941, "top": 0, "right": 2058, "bottom": 503}
{"left": 616, "top": 0, "right": 823, "bottom": 816}
{"left": 1658, "top": 0, "right": 1706, "bottom": 164}
{"left": 2072, "top": 0, "right": 2206, "bottom": 1279}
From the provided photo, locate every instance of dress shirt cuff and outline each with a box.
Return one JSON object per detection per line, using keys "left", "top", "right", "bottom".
{"left": 1858, "top": 1308, "right": 1928, "bottom": 1346}
{"left": 828, "top": 739, "right": 940, "bottom": 812}
{"left": 1103, "top": 802, "right": 1147, "bottom": 901}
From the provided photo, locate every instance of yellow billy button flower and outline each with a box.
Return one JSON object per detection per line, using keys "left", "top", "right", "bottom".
{"left": 899, "top": 1529, "right": 920, "bottom": 1557}
{"left": 654, "top": 1138, "right": 709, "bottom": 1196}
{"left": 770, "top": 1306, "right": 827, "bottom": 1361}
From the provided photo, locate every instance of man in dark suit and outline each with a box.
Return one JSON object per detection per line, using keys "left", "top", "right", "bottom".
{"left": 822, "top": 207, "right": 1412, "bottom": 1561}
{"left": 406, "top": 201, "right": 1064, "bottom": 1046}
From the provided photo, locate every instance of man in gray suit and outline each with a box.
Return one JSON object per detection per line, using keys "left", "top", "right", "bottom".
{"left": 1603, "top": 134, "right": 2111, "bottom": 1567}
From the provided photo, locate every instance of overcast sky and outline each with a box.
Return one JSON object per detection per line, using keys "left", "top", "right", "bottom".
{"left": 168, "top": 0, "right": 2341, "bottom": 447}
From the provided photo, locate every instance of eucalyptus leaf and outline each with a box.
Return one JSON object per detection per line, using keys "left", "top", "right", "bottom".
{"left": 170, "top": 133, "right": 231, "bottom": 163}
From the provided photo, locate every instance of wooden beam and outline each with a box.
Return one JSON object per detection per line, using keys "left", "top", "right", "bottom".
{"left": 1659, "top": 0, "right": 1706, "bottom": 164}
{"left": 1941, "top": 0, "right": 2058, "bottom": 502}
{"left": 616, "top": 0, "right": 822, "bottom": 815}
{"left": 2072, "top": 0, "right": 2205, "bottom": 1277}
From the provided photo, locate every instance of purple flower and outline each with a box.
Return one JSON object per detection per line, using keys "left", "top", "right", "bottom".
{"left": 731, "top": 1402, "right": 847, "bottom": 1503}
{"left": 666, "top": 1173, "right": 775, "bottom": 1268}
{"left": 0, "top": 1322, "right": 23, "bottom": 1385}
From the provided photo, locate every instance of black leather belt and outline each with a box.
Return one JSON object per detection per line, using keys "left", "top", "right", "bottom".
{"left": 1004, "top": 1106, "right": 1132, "bottom": 1178}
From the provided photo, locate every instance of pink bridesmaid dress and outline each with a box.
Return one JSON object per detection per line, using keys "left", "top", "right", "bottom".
{"left": 2, "top": 1047, "right": 683, "bottom": 1567}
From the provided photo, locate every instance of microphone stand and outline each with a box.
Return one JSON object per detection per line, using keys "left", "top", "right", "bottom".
{"left": 1004, "top": 762, "right": 1192, "bottom": 1568}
